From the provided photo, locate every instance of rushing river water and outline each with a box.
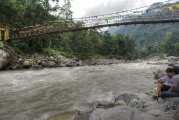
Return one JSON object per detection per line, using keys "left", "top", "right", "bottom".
{"left": 0, "top": 63, "right": 167, "bottom": 120}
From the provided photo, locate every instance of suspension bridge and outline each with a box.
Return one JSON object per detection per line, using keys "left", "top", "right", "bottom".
{"left": 1, "top": 0, "right": 179, "bottom": 41}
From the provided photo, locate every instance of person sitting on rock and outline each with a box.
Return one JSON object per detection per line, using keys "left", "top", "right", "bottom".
{"left": 160, "top": 66, "right": 179, "bottom": 98}
{"left": 154, "top": 67, "right": 173, "bottom": 96}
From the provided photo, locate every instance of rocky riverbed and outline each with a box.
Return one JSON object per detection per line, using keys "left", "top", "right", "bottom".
{"left": 1, "top": 47, "right": 179, "bottom": 71}
{"left": 7, "top": 55, "right": 123, "bottom": 70}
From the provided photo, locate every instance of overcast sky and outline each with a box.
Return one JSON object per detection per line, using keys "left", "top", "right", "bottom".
{"left": 71, "top": 0, "right": 177, "bottom": 18}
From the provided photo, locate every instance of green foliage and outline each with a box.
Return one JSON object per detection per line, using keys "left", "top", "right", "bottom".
{"left": 0, "top": 0, "right": 17, "bottom": 23}
{"left": 7, "top": 39, "right": 29, "bottom": 55}
{"left": 2, "top": 0, "right": 137, "bottom": 60}
{"left": 43, "top": 48, "right": 56, "bottom": 55}
{"left": 43, "top": 48, "right": 75, "bottom": 58}
{"left": 159, "top": 53, "right": 167, "bottom": 59}
{"left": 100, "top": 32, "right": 136, "bottom": 59}
{"left": 9, "top": 29, "right": 137, "bottom": 60}
{"left": 160, "top": 29, "right": 179, "bottom": 56}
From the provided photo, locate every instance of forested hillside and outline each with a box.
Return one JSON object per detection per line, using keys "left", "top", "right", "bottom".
{"left": 108, "top": 2, "right": 179, "bottom": 58}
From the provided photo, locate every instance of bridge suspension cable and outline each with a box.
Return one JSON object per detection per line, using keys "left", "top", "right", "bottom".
{"left": 3, "top": 0, "right": 179, "bottom": 41}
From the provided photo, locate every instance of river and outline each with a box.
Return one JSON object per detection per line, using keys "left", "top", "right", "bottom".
{"left": 0, "top": 62, "right": 167, "bottom": 120}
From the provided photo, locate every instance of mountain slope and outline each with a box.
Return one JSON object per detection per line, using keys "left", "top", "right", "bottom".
{"left": 107, "top": 2, "right": 179, "bottom": 46}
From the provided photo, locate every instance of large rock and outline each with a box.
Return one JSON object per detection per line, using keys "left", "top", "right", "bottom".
{"left": 48, "top": 61, "right": 56, "bottom": 67}
{"left": 168, "top": 59, "right": 177, "bottom": 66}
{"left": 0, "top": 49, "right": 10, "bottom": 70}
{"left": 153, "top": 69, "right": 166, "bottom": 80}
{"left": 23, "top": 59, "right": 33, "bottom": 69}
{"left": 89, "top": 106, "right": 157, "bottom": 120}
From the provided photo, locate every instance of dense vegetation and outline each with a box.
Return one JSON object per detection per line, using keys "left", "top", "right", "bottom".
{"left": 0, "top": 0, "right": 137, "bottom": 60}
{"left": 108, "top": 2, "right": 179, "bottom": 58}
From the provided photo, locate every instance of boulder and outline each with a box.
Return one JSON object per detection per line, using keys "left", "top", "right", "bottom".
{"left": 18, "top": 58, "right": 24, "bottom": 64}
{"left": 66, "top": 61, "right": 74, "bottom": 67}
{"left": 168, "top": 59, "right": 177, "bottom": 66}
{"left": 48, "top": 61, "right": 56, "bottom": 67}
{"left": 76, "top": 61, "right": 83, "bottom": 66}
{"left": 32, "top": 64, "right": 43, "bottom": 70}
{"left": 59, "top": 63, "right": 66, "bottom": 67}
{"left": 0, "top": 49, "right": 11, "bottom": 70}
{"left": 37, "top": 60, "right": 42, "bottom": 65}
{"left": 41, "top": 61, "right": 48, "bottom": 67}
{"left": 23, "top": 60, "right": 32, "bottom": 69}
{"left": 153, "top": 69, "right": 166, "bottom": 80}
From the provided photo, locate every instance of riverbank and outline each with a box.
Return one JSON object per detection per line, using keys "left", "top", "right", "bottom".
{"left": 1, "top": 45, "right": 179, "bottom": 71}
{"left": 3, "top": 52, "right": 179, "bottom": 71}
{"left": 5, "top": 54, "right": 125, "bottom": 70}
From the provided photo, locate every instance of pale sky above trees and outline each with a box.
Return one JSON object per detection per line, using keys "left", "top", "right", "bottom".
{"left": 71, "top": 0, "right": 177, "bottom": 18}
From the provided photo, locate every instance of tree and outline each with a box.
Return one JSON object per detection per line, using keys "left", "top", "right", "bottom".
{"left": 101, "top": 31, "right": 113, "bottom": 55}
{"left": 161, "top": 30, "right": 179, "bottom": 56}
{"left": 0, "top": 0, "right": 17, "bottom": 24}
